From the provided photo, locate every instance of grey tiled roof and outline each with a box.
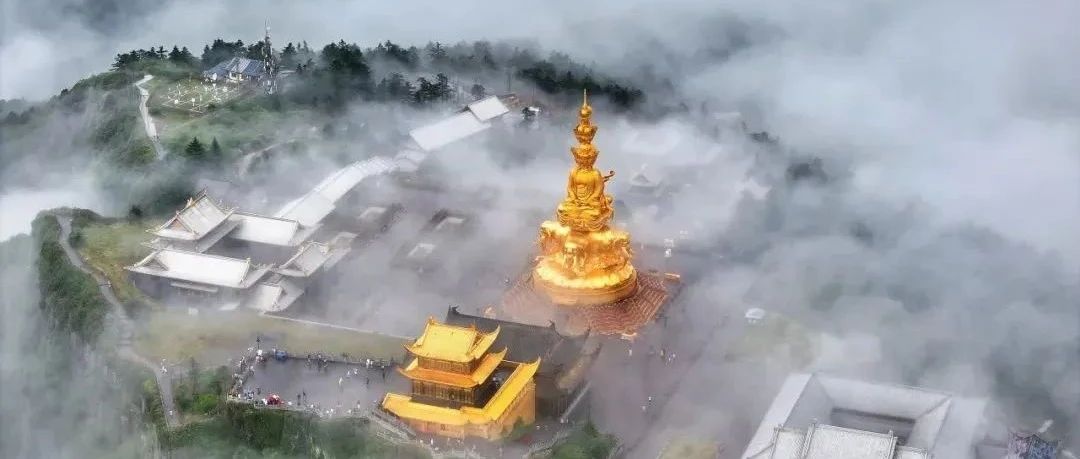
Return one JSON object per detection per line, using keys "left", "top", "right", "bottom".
{"left": 443, "top": 306, "right": 586, "bottom": 377}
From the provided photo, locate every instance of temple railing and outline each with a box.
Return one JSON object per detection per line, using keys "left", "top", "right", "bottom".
{"left": 525, "top": 425, "right": 577, "bottom": 457}
{"left": 365, "top": 405, "right": 417, "bottom": 439}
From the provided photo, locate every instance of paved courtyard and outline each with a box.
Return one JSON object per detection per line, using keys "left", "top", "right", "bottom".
{"left": 240, "top": 357, "right": 409, "bottom": 414}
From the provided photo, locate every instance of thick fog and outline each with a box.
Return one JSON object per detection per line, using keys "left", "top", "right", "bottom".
{"left": 4, "top": 0, "right": 1078, "bottom": 260}
{"left": 2, "top": 0, "right": 1079, "bottom": 455}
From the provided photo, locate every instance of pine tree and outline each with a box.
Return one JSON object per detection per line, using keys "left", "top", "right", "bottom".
{"left": 470, "top": 84, "right": 486, "bottom": 100}
{"left": 281, "top": 42, "right": 298, "bottom": 68}
{"left": 179, "top": 46, "right": 197, "bottom": 67}
{"left": 435, "top": 73, "right": 452, "bottom": 101}
{"left": 209, "top": 137, "right": 223, "bottom": 159}
{"left": 184, "top": 137, "right": 205, "bottom": 160}
{"left": 426, "top": 42, "right": 447, "bottom": 64}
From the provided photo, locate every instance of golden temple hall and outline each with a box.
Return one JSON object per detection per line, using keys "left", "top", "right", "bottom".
{"left": 381, "top": 317, "right": 540, "bottom": 440}
{"left": 501, "top": 91, "right": 678, "bottom": 336}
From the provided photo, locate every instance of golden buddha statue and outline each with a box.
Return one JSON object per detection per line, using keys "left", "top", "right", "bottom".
{"left": 533, "top": 91, "right": 638, "bottom": 306}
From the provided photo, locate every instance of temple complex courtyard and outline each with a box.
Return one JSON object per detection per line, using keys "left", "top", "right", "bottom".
{"left": 238, "top": 355, "right": 408, "bottom": 416}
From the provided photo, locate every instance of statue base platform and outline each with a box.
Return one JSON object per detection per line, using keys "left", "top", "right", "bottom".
{"left": 498, "top": 264, "right": 679, "bottom": 337}
{"left": 531, "top": 267, "right": 639, "bottom": 307}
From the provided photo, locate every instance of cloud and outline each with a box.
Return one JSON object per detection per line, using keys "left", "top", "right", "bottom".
{"left": 2, "top": 0, "right": 1079, "bottom": 452}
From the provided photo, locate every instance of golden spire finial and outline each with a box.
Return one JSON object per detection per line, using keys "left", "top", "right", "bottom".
{"left": 574, "top": 89, "right": 597, "bottom": 146}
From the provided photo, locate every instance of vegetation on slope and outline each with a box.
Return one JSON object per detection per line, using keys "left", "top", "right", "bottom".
{"left": 33, "top": 213, "right": 109, "bottom": 343}
{"left": 159, "top": 399, "right": 428, "bottom": 458}
{"left": 550, "top": 422, "right": 618, "bottom": 459}
{"left": 70, "top": 210, "right": 154, "bottom": 308}
{"left": 6, "top": 216, "right": 158, "bottom": 458}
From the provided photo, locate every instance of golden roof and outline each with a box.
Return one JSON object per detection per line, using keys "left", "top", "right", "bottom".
{"left": 404, "top": 317, "right": 500, "bottom": 363}
{"left": 398, "top": 348, "right": 507, "bottom": 388}
{"left": 382, "top": 358, "right": 541, "bottom": 426}
{"left": 382, "top": 393, "right": 470, "bottom": 426}
{"left": 468, "top": 357, "right": 540, "bottom": 421}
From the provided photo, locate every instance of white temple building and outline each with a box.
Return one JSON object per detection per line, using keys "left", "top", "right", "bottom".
{"left": 127, "top": 156, "right": 398, "bottom": 312}
{"left": 147, "top": 193, "right": 240, "bottom": 253}
{"left": 407, "top": 95, "right": 510, "bottom": 152}
{"left": 125, "top": 94, "right": 512, "bottom": 312}
{"left": 127, "top": 248, "right": 272, "bottom": 299}
{"left": 742, "top": 373, "right": 990, "bottom": 459}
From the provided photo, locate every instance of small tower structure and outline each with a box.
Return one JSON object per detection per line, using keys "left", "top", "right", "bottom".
{"left": 262, "top": 20, "right": 276, "bottom": 94}
{"left": 381, "top": 317, "right": 540, "bottom": 440}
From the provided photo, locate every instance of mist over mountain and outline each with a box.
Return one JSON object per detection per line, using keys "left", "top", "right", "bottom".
{"left": 1, "top": 0, "right": 1078, "bottom": 457}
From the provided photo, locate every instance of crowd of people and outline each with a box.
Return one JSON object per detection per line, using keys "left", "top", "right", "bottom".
{"left": 227, "top": 335, "right": 399, "bottom": 420}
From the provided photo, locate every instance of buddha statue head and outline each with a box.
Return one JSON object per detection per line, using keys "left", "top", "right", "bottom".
{"left": 571, "top": 144, "right": 598, "bottom": 168}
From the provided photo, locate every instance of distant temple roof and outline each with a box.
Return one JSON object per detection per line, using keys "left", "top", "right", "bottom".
{"left": 742, "top": 373, "right": 988, "bottom": 459}
{"left": 126, "top": 247, "right": 271, "bottom": 289}
{"left": 405, "top": 317, "right": 500, "bottom": 363}
{"left": 630, "top": 166, "right": 663, "bottom": 188}
{"left": 229, "top": 212, "right": 317, "bottom": 247}
{"left": 203, "top": 57, "right": 265, "bottom": 80}
{"left": 394, "top": 149, "right": 428, "bottom": 173}
{"left": 275, "top": 157, "right": 396, "bottom": 226}
{"left": 241, "top": 278, "right": 303, "bottom": 312}
{"left": 764, "top": 424, "right": 935, "bottom": 459}
{"left": 408, "top": 95, "right": 510, "bottom": 152}
{"left": 1008, "top": 431, "right": 1059, "bottom": 459}
{"left": 151, "top": 193, "right": 236, "bottom": 242}
{"left": 467, "top": 96, "right": 511, "bottom": 122}
{"left": 410, "top": 111, "right": 490, "bottom": 152}
{"left": 274, "top": 235, "right": 355, "bottom": 278}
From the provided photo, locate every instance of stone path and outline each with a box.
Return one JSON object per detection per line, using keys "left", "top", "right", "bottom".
{"left": 54, "top": 213, "right": 179, "bottom": 428}
{"left": 134, "top": 74, "right": 167, "bottom": 160}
